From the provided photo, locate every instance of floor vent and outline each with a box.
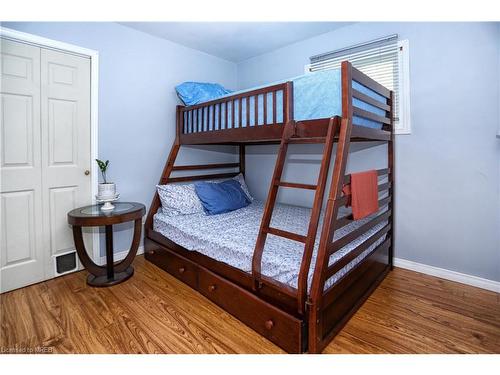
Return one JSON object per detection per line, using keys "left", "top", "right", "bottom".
{"left": 55, "top": 252, "right": 77, "bottom": 275}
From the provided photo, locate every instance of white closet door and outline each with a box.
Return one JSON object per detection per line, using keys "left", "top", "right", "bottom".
{"left": 1, "top": 38, "right": 93, "bottom": 293}
{"left": 40, "top": 48, "right": 92, "bottom": 280}
{"left": 1, "top": 39, "right": 45, "bottom": 292}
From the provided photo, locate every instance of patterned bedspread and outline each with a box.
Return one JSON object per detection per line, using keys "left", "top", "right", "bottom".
{"left": 154, "top": 200, "right": 387, "bottom": 291}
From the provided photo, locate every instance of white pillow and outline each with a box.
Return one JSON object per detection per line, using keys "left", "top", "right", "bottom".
{"left": 233, "top": 173, "right": 254, "bottom": 202}
{"left": 156, "top": 184, "right": 204, "bottom": 216}
{"left": 156, "top": 173, "right": 253, "bottom": 216}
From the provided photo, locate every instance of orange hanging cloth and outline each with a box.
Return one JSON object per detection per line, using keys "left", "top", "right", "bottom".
{"left": 342, "top": 170, "right": 379, "bottom": 220}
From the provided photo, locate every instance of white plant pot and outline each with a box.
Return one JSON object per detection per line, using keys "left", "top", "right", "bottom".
{"left": 98, "top": 183, "right": 116, "bottom": 199}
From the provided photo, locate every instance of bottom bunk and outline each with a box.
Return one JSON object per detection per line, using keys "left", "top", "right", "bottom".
{"left": 153, "top": 199, "right": 388, "bottom": 292}
{"left": 144, "top": 200, "right": 391, "bottom": 353}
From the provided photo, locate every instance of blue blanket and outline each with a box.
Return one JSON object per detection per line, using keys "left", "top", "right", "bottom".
{"left": 183, "top": 69, "right": 387, "bottom": 132}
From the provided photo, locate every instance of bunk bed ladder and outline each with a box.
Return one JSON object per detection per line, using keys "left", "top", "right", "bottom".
{"left": 252, "top": 117, "right": 339, "bottom": 314}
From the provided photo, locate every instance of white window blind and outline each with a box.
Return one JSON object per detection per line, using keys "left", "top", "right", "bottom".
{"left": 309, "top": 35, "right": 406, "bottom": 128}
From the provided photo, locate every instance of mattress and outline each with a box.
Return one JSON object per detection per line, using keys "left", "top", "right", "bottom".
{"left": 183, "top": 69, "right": 387, "bottom": 133}
{"left": 153, "top": 200, "right": 388, "bottom": 292}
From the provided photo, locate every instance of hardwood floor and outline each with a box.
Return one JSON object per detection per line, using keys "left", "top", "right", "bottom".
{"left": 1, "top": 255, "right": 499, "bottom": 354}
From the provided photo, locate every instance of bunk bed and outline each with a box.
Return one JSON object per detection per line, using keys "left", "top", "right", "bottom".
{"left": 144, "top": 61, "right": 395, "bottom": 353}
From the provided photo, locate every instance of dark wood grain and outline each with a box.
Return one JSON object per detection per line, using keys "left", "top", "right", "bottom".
{"left": 263, "top": 93, "right": 268, "bottom": 125}
{"left": 278, "top": 182, "right": 317, "bottom": 190}
{"left": 239, "top": 144, "right": 245, "bottom": 177}
{"left": 223, "top": 103, "right": 227, "bottom": 130}
{"left": 297, "top": 117, "right": 339, "bottom": 313}
{"left": 167, "top": 172, "right": 238, "bottom": 183}
{"left": 265, "top": 227, "right": 307, "bottom": 244}
{"left": 352, "top": 89, "right": 391, "bottom": 111}
{"left": 201, "top": 107, "right": 204, "bottom": 132}
{"left": 326, "top": 229, "right": 391, "bottom": 280}
{"left": 353, "top": 106, "right": 391, "bottom": 125}
{"left": 272, "top": 91, "right": 277, "bottom": 124}
{"left": 343, "top": 168, "right": 389, "bottom": 184}
{"left": 144, "top": 141, "right": 180, "bottom": 230}
{"left": 239, "top": 98, "right": 242, "bottom": 128}
{"left": 68, "top": 202, "right": 145, "bottom": 227}
{"left": 388, "top": 90, "right": 395, "bottom": 269}
{"left": 178, "top": 119, "right": 390, "bottom": 145}
{"left": 246, "top": 96, "right": 250, "bottom": 127}
{"left": 254, "top": 94, "right": 258, "bottom": 126}
{"left": 308, "top": 61, "right": 354, "bottom": 353}
{"left": 251, "top": 120, "right": 295, "bottom": 289}
{"left": 172, "top": 163, "right": 239, "bottom": 171}
{"left": 335, "top": 196, "right": 391, "bottom": 230}
{"left": 329, "top": 210, "right": 392, "bottom": 254}
{"left": 232, "top": 100, "right": 235, "bottom": 128}
{"left": 180, "top": 123, "right": 285, "bottom": 144}
{"left": 68, "top": 204, "right": 144, "bottom": 287}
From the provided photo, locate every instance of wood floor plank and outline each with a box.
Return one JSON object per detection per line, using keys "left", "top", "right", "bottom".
{"left": 364, "top": 289, "right": 500, "bottom": 350}
{"left": 379, "top": 269, "right": 500, "bottom": 327}
{"left": 1, "top": 256, "right": 499, "bottom": 354}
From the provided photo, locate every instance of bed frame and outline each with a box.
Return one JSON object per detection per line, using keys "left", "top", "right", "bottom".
{"left": 144, "top": 61, "right": 395, "bottom": 353}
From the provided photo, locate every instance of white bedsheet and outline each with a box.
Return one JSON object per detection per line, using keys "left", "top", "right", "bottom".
{"left": 153, "top": 200, "right": 387, "bottom": 291}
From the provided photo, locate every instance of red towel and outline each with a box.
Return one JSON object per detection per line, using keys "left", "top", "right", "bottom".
{"left": 342, "top": 170, "right": 379, "bottom": 220}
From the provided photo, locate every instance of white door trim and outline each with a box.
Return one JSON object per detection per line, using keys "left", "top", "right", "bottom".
{"left": 0, "top": 26, "right": 101, "bottom": 265}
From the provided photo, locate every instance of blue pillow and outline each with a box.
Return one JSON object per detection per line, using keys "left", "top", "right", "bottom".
{"left": 194, "top": 180, "right": 250, "bottom": 215}
{"left": 175, "top": 82, "right": 232, "bottom": 106}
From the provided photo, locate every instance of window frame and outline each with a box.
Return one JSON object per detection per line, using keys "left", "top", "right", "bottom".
{"left": 305, "top": 39, "right": 411, "bottom": 135}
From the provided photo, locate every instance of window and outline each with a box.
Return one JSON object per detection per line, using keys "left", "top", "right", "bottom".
{"left": 307, "top": 35, "right": 411, "bottom": 134}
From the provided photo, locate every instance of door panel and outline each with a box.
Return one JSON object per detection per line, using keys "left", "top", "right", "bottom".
{"left": 1, "top": 190, "right": 37, "bottom": 266}
{"left": 49, "top": 186, "right": 78, "bottom": 256}
{"left": 41, "top": 48, "right": 92, "bottom": 279}
{"left": 48, "top": 98, "right": 78, "bottom": 165}
{"left": 1, "top": 38, "right": 92, "bottom": 293}
{"left": 1, "top": 93, "right": 34, "bottom": 167}
{"left": 0, "top": 39, "right": 44, "bottom": 292}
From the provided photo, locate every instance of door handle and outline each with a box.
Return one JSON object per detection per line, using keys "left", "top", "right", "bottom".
{"left": 84, "top": 170, "right": 90, "bottom": 176}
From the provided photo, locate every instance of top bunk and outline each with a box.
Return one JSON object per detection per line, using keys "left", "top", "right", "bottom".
{"left": 175, "top": 61, "right": 393, "bottom": 145}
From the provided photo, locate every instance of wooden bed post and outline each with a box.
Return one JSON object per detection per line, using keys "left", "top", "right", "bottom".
{"left": 251, "top": 120, "right": 296, "bottom": 290}
{"left": 388, "top": 91, "right": 395, "bottom": 269}
{"left": 239, "top": 144, "right": 245, "bottom": 177}
{"left": 296, "top": 117, "right": 339, "bottom": 314}
{"left": 251, "top": 81, "right": 295, "bottom": 291}
{"left": 307, "top": 61, "right": 354, "bottom": 353}
{"left": 284, "top": 81, "right": 294, "bottom": 123}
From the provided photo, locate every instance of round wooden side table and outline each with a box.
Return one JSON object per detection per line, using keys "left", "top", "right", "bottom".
{"left": 67, "top": 202, "right": 146, "bottom": 287}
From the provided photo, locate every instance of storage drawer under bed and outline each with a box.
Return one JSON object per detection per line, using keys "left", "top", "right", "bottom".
{"left": 198, "top": 266, "right": 304, "bottom": 353}
{"left": 145, "top": 239, "right": 199, "bottom": 289}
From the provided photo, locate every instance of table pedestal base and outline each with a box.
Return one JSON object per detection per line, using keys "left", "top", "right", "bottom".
{"left": 86, "top": 266, "right": 134, "bottom": 287}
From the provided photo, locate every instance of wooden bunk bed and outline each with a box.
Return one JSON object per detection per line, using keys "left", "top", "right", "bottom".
{"left": 144, "top": 61, "right": 395, "bottom": 353}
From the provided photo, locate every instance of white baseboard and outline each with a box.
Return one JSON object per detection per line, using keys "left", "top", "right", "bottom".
{"left": 98, "top": 246, "right": 144, "bottom": 266}
{"left": 394, "top": 257, "right": 500, "bottom": 293}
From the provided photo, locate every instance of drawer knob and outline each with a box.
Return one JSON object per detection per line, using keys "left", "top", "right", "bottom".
{"left": 179, "top": 267, "right": 185, "bottom": 274}
{"left": 208, "top": 284, "right": 217, "bottom": 292}
{"left": 265, "top": 320, "right": 274, "bottom": 330}
{"left": 149, "top": 250, "right": 155, "bottom": 255}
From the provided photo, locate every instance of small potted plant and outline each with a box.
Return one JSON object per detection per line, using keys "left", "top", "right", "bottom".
{"left": 96, "top": 159, "right": 116, "bottom": 199}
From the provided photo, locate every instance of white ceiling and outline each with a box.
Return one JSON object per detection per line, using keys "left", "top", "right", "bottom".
{"left": 119, "top": 22, "right": 351, "bottom": 62}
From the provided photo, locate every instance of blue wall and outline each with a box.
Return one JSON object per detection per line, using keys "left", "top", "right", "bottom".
{"left": 2, "top": 22, "right": 238, "bottom": 257}
{"left": 237, "top": 22, "right": 500, "bottom": 282}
